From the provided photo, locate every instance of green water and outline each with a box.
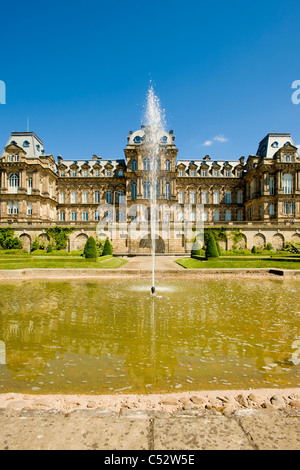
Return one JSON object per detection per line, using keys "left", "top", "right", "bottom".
{"left": 0, "top": 278, "right": 299, "bottom": 394}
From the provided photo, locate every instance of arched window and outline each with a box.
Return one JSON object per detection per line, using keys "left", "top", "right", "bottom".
{"left": 9, "top": 173, "right": 19, "bottom": 193}
{"left": 225, "top": 191, "right": 231, "bottom": 204}
{"left": 23, "top": 141, "right": 30, "bottom": 148}
{"left": 269, "top": 203, "right": 275, "bottom": 216}
{"left": 143, "top": 181, "right": 150, "bottom": 199}
{"left": 189, "top": 190, "right": 196, "bottom": 204}
{"left": 59, "top": 191, "right": 65, "bottom": 204}
{"left": 237, "top": 190, "right": 243, "bottom": 204}
{"left": 165, "top": 159, "right": 170, "bottom": 171}
{"left": 225, "top": 210, "right": 231, "bottom": 221}
{"left": 143, "top": 158, "right": 150, "bottom": 171}
{"left": 118, "top": 190, "right": 124, "bottom": 203}
{"left": 132, "top": 181, "right": 137, "bottom": 200}
{"left": 165, "top": 182, "right": 171, "bottom": 200}
{"left": 283, "top": 174, "right": 293, "bottom": 194}
{"left": 106, "top": 190, "right": 112, "bottom": 204}
{"left": 201, "top": 190, "right": 208, "bottom": 204}
{"left": 132, "top": 159, "right": 137, "bottom": 171}
{"left": 178, "top": 190, "right": 185, "bottom": 204}
{"left": 269, "top": 177, "right": 275, "bottom": 195}
{"left": 134, "top": 136, "right": 142, "bottom": 144}
{"left": 161, "top": 136, "right": 168, "bottom": 143}
{"left": 213, "top": 190, "right": 220, "bottom": 204}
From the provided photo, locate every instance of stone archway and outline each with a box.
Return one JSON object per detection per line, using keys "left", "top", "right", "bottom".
{"left": 272, "top": 233, "right": 284, "bottom": 251}
{"left": 19, "top": 233, "right": 31, "bottom": 252}
{"left": 291, "top": 233, "right": 300, "bottom": 243}
{"left": 76, "top": 233, "right": 89, "bottom": 251}
{"left": 236, "top": 234, "right": 247, "bottom": 250}
{"left": 139, "top": 234, "right": 165, "bottom": 254}
{"left": 253, "top": 233, "right": 266, "bottom": 249}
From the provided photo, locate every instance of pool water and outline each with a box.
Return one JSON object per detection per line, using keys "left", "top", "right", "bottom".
{"left": 0, "top": 278, "right": 299, "bottom": 394}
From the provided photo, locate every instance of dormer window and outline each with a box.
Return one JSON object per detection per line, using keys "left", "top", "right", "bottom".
{"left": 118, "top": 169, "right": 123, "bottom": 177}
{"left": 190, "top": 169, "right": 196, "bottom": 177}
{"left": 271, "top": 141, "right": 279, "bottom": 148}
{"left": 107, "top": 170, "right": 112, "bottom": 177}
{"left": 284, "top": 142, "right": 291, "bottom": 146}
{"left": 161, "top": 136, "right": 168, "bottom": 143}
{"left": 134, "top": 136, "right": 142, "bottom": 143}
{"left": 23, "top": 141, "right": 30, "bottom": 148}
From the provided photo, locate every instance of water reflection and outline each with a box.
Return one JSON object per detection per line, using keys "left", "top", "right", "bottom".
{"left": 0, "top": 279, "right": 299, "bottom": 394}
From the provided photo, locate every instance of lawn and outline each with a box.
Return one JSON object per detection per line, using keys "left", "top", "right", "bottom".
{"left": 0, "top": 250, "right": 127, "bottom": 269}
{"left": 175, "top": 256, "right": 300, "bottom": 270}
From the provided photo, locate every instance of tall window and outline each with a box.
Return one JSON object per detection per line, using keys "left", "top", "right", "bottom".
{"left": 165, "top": 159, "right": 170, "bottom": 171}
{"left": 269, "top": 177, "right": 275, "bottom": 195}
{"left": 94, "top": 210, "right": 100, "bottom": 221}
{"left": 225, "top": 210, "right": 231, "bottom": 221}
{"left": 27, "top": 177, "right": 33, "bottom": 195}
{"left": 132, "top": 159, "right": 137, "bottom": 171}
{"left": 225, "top": 170, "right": 230, "bottom": 177}
{"left": 71, "top": 191, "right": 77, "bottom": 204}
{"left": 94, "top": 190, "right": 100, "bottom": 204}
{"left": 225, "top": 191, "right": 231, "bottom": 204}
{"left": 106, "top": 190, "right": 112, "bottom": 204}
{"left": 237, "top": 190, "right": 243, "bottom": 204}
{"left": 59, "top": 191, "right": 65, "bottom": 204}
{"left": 71, "top": 211, "right": 77, "bottom": 221}
{"left": 179, "top": 169, "right": 184, "bottom": 177}
{"left": 72, "top": 170, "right": 77, "bottom": 177}
{"left": 143, "top": 181, "right": 150, "bottom": 199}
{"left": 202, "top": 169, "right": 207, "bottom": 177}
{"left": 13, "top": 202, "right": 19, "bottom": 214}
{"left": 7, "top": 202, "right": 13, "bottom": 215}
{"left": 179, "top": 190, "right": 185, "bottom": 204}
{"left": 118, "top": 190, "right": 124, "bottom": 203}
{"left": 189, "top": 190, "right": 196, "bottom": 204}
{"left": 9, "top": 173, "right": 19, "bottom": 194}
{"left": 284, "top": 202, "right": 294, "bottom": 215}
{"left": 269, "top": 203, "right": 275, "bottom": 216}
{"left": 94, "top": 169, "right": 100, "bottom": 177}
{"left": 143, "top": 158, "right": 150, "bottom": 170}
{"left": 82, "top": 191, "right": 89, "bottom": 203}
{"left": 83, "top": 211, "right": 89, "bottom": 221}
{"left": 283, "top": 174, "right": 293, "bottom": 194}
{"left": 237, "top": 209, "right": 243, "bottom": 221}
{"left": 214, "top": 210, "right": 220, "bottom": 221}
{"left": 166, "top": 182, "right": 171, "bottom": 200}
{"left": 59, "top": 211, "right": 65, "bottom": 221}
{"left": 201, "top": 190, "right": 208, "bottom": 204}
{"left": 83, "top": 169, "right": 88, "bottom": 177}
{"left": 27, "top": 202, "right": 32, "bottom": 216}
{"left": 213, "top": 190, "right": 219, "bottom": 204}
{"left": 132, "top": 181, "right": 137, "bottom": 200}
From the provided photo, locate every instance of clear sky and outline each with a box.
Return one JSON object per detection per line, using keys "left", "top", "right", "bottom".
{"left": 1, "top": 0, "right": 300, "bottom": 162}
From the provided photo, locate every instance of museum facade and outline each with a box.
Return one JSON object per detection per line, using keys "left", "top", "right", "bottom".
{"left": 0, "top": 128, "right": 300, "bottom": 254}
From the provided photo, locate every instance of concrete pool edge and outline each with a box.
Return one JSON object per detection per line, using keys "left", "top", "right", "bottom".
{"left": 0, "top": 267, "right": 300, "bottom": 279}
{"left": 1, "top": 388, "right": 300, "bottom": 415}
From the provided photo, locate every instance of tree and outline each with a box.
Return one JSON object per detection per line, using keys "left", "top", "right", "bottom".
{"left": 47, "top": 244, "right": 53, "bottom": 253}
{"left": 102, "top": 238, "right": 113, "bottom": 256}
{"left": 216, "top": 241, "right": 222, "bottom": 256}
{"left": 205, "top": 235, "right": 219, "bottom": 258}
{"left": 251, "top": 246, "right": 258, "bottom": 254}
{"left": 84, "top": 237, "right": 98, "bottom": 258}
{"left": 0, "top": 227, "right": 22, "bottom": 250}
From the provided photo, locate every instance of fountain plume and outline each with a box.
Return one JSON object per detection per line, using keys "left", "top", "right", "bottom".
{"left": 143, "top": 84, "right": 166, "bottom": 294}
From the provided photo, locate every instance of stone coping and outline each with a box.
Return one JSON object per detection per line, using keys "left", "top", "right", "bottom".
{"left": 0, "top": 268, "right": 300, "bottom": 279}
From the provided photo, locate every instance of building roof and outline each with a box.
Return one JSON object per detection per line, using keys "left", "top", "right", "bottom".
{"left": 256, "top": 133, "right": 295, "bottom": 158}
{"left": 3, "top": 132, "right": 46, "bottom": 158}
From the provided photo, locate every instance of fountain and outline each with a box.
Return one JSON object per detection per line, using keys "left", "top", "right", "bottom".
{"left": 144, "top": 84, "right": 166, "bottom": 294}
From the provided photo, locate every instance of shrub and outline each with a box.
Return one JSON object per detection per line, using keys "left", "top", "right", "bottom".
{"left": 216, "top": 241, "right": 222, "bottom": 256}
{"left": 0, "top": 227, "right": 22, "bottom": 250}
{"left": 205, "top": 235, "right": 219, "bottom": 258}
{"left": 102, "top": 238, "right": 113, "bottom": 256}
{"left": 84, "top": 237, "right": 98, "bottom": 259}
{"left": 31, "top": 236, "right": 40, "bottom": 252}
{"left": 45, "top": 226, "right": 75, "bottom": 251}
{"left": 191, "top": 239, "right": 202, "bottom": 258}
{"left": 283, "top": 241, "right": 300, "bottom": 254}
{"left": 47, "top": 244, "right": 53, "bottom": 253}
{"left": 266, "top": 242, "right": 274, "bottom": 251}
{"left": 251, "top": 246, "right": 258, "bottom": 254}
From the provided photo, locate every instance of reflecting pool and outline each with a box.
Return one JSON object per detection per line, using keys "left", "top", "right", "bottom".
{"left": 0, "top": 278, "right": 299, "bottom": 394}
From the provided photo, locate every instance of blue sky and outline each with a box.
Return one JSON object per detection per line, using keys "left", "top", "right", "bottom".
{"left": 1, "top": 0, "right": 300, "bottom": 162}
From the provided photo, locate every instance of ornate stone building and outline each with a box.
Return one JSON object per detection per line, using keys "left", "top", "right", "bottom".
{"left": 0, "top": 128, "right": 299, "bottom": 253}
